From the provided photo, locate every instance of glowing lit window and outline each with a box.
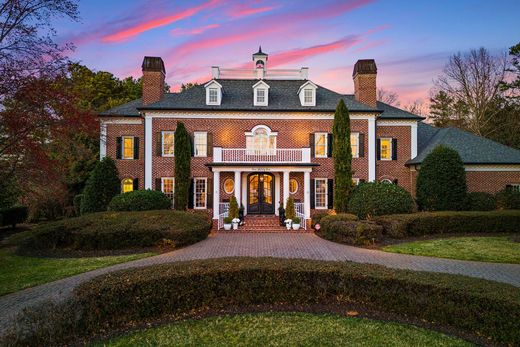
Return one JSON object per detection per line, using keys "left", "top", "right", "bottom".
{"left": 289, "top": 178, "right": 299, "bottom": 194}
{"left": 352, "top": 178, "right": 360, "bottom": 185}
{"left": 162, "top": 131, "right": 174, "bottom": 156}
{"left": 194, "top": 132, "right": 207, "bottom": 157}
{"left": 315, "top": 133, "right": 327, "bottom": 158}
{"left": 380, "top": 138, "right": 392, "bottom": 160}
{"left": 223, "top": 178, "right": 234, "bottom": 194}
{"left": 122, "top": 136, "right": 134, "bottom": 159}
{"left": 161, "top": 177, "right": 174, "bottom": 206}
{"left": 122, "top": 178, "right": 133, "bottom": 193}
{"left": 246, "top": 126, "right": 276, "bottom": 154}
{"left": 194, "top": 178, "right": 207, "bottom": 209}
{"left": 315, "top": 178, "right": 327, "bottom": 209}
{"left": 351, "top": 133, "right": 359, "bottom": 158}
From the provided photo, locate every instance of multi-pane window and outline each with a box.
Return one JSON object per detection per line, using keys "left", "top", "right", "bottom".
{"left": 351, "top": 133, "right": 359, "bottom": 158}
{"left": 352, "top": 178, "right": 360, "bottom": 186}
{"left": 289, "top": 178, "right": 299, "bottom": 194}
{"left": 122, "top": 136, "right": 134, "bottom": 159}
{"left": 304, "top": 89, "right": 313, "bottom": 104}
{"left": 315, "top": 133, "right": 327, "bottom": 158}
{"left": 315, "top": 178, "right": 327, "bottom": 209}
{"left": 380, "top": 138, "right": 392, "bottom": 160}
{"left": 209, "top": 88, "right": 218, "bottom": 103}
{"left": 257, "top": 89, "right": 266, "bottom": 103}
{"left": 122, "top": 178, "right": 133, "bottom": 193}
{"left": 162, "top": 131, "right": 175, "bottom": 156}
{"left": 194, "top": 132, "right": 207, "bottom": 157}
{"left": 510, "top": 184, "right": 520, "bottom": 192}
{"left": 246, "top": 127, "right": 276, "bottom": 154}
{"left": 162, "top": 177, "right": 174, "bottom": 206}
{"left": 194, "top": 178, "right": 207, "bottom": 209}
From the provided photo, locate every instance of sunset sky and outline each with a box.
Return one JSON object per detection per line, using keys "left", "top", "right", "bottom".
{"left": 56, "top": 0, "right": 520, "bottom": 104}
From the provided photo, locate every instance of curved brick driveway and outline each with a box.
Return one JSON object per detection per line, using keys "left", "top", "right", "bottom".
{"left": 1, "top": 232, "right": 520, "bottom": 333}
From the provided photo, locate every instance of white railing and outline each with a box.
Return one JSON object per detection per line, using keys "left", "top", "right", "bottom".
{"left": 214, "top": 147, "right": 311, "bottom": 164}
{"left": 294, "top": 202, "right": 307, "bottom": 230}
{"left": 217, "top": 202, "right": 230, "bottom": 230}
{"left": 212, "top": 67, "right": 308, "bottom": 80}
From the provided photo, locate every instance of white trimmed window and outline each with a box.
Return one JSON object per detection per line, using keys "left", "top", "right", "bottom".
{"left": 162, "top": 131, "right": 175, "bottom": 156}
{"left": 257, "top": 89, "right": 266, "bottom": 103}
{"left": 246, "top": 125, "right": 277, "bottom": 154}
{"left": 510, "top": 184, "right": 520, "bottom": 192}
{"left": 209, "top": 88, "right": 218, "bottom": 103}
{"left": 223, "top": 178, "right": 234, "bottom": 194}
{"left": 289, "top": 178, "right": 299, "bottom": 194}
{"left": 122, "top": 136, "right": 134, "bottom": 159}
{"left": 352, "top": 178, "right": 360, "bottom": 185}
{"left": 381, "top": 179, "right": 393, "bottom": 184}
{"left": 380, "top": 138, "right": 392, "bottom": 160}
{"left": 315, "top": 178, "right": 327, "bottom": 209}
{"left": 315, "top": 133, "right": 328, "bottom": 158}
{"left": 122, "top": 178, "right": 133, "bottom": 193}
{"left": 304, "top": 89, "right": 313, "bottom": 104}
{"left": 161, "top": 177, "right": 174, "bottom": 206}
{"left": 351, "top": 133, "right": 359, "bottom": 158}
{"left": 194, "top": 178, "right": 207, "bottom": 209}
{"left": 194, "top": 132, "right": 207, "bottom": 157}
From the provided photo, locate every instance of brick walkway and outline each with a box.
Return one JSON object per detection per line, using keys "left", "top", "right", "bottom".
{"left": 1, "top": 232, "right": 520, "bottom": 333}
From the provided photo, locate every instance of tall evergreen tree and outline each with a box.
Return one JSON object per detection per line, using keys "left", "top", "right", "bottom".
{"left": 332, "top": 99, "right": 353, "bottom": 212}
{"left": 174, "top": 122, "right": 192, "bottom": 210}
{"left": 80, "top": 157, "right": 120, "bottom": 214}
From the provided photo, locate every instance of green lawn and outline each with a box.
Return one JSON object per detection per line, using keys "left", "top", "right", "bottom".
{"left": 95, "top": 312, "right": 471, "bottom": 347}
{"left": 0, "top": 249, "right": 155, "bottom": 296}
{"left": 383, "top": 236, "right": 520, "bottom": 264}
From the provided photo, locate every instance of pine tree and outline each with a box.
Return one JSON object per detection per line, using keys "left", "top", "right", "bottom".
{"left": 229, "top": 196, "right": 239, "bottom": 219}
{"left": 333, "top": 99, "right": 353, "bottom": 212}
{"left": 174, "top": 122, "right": 191, "bottom": 210}
{"left": 285, "top": 196, "right": 296, "bottom": 220}
{"left": 80, "top": 157, "right": 120, "bottom": 214}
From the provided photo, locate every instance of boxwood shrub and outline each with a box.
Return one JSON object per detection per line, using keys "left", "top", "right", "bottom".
{"left": 348, "top": 182, "right": 415, "bottom": 219}
{"left": 109, "top": 190, "right": 172, "bottom": 211}
{"left": 496, "top": 188, "right": 520, "bottom": 210}
{"left": 5, "top": 258, "right": 517, "bottom": 346}
{"left": 316, "top": 216, "right": 382, "bottom": 246}
{"left": 374, "top": 210, "right": 520, "bottom": 239}
{"left": 464, "top": 192, "right": 496, "bottom": 211}
{"left": 19, "top": 210, "right": 211, "bottom": 251}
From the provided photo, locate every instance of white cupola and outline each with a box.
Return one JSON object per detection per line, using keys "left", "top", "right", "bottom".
{"left": 253, "top": 46, "right": 268, "bottom": 79}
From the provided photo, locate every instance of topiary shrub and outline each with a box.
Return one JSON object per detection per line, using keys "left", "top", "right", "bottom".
{"left": 333, "top": 99, "right": 353, "bottom": 212}
{"left": 73, "top": 194, "right": 84, "bottom": 216}
{"left": 0, "top": 206, "right": 28, "bottom": 228}
{"left": 465, "top": 192, "right": 496, "bottom": 211}
{"left": 416, "top": 145, "right": 467, "bottom": 211}
{"left": 347, "top": 182, "right": 414, "bottom": 219}
{"left": 496, "top": 188, "right": 520, "bottom": 209}
{"left": 108, "top": 190, "right": 171, "bottom": 212}
{"left": 81, "top": 157, "right": 120, "bottom": 214}
{"left": 228, "top": 196, "right": 239, "bottom": 219}
{"left": 285, "top": 196, "right": 296, "bottom": 220}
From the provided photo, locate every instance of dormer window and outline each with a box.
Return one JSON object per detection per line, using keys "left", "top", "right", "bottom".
{"left": 204, "top": 80, "right": 222, "bottom": 105}
{"left": 298, "top": 81, "right": 317, "bottom": 106}
{"left": 252, "top": 80, "right": 270, "bottom": 106}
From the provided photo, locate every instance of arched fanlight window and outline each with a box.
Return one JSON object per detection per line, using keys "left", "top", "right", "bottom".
{"left": 246, "top": 125, "right": 277, "bottom": 154}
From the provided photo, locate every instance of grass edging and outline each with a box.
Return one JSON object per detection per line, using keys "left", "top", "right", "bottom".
{"left": 2, "top": 258, "right": 519, "bottom": 346}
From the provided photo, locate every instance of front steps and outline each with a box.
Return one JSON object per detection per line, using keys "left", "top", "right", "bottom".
{"left": 213, "top": 215, "right": 310, "bottom": 233}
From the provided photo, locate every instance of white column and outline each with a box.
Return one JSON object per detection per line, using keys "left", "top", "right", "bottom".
{"left": 234, "top": 170, "right": 241, "bottom": 205}
{"left": 411, "top": 122, "right": 418, "bottom": 159}
{"left": 368, "top": 117, "right": 376, "bottom": 182}
{"left": 275, "top": 173, "right": 281, "bottom": 216}
{"left": 213, "top": 170, "right": 220, "bottom": 219}
{"left": 99, "top": 123, "right": 107, "bottom": 160}
{"left": 304, "top": 171, "right": 311, "bottom": 219}
{"left": 144, "top": 116, "right": 153, "bottom": 189}
{"left": 283, "top": 171, "right": 290, "bottom": 208}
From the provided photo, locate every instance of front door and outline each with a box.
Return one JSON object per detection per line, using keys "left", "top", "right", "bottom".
{"left": 247, "top": 173, "right": 275, "bottom": 214}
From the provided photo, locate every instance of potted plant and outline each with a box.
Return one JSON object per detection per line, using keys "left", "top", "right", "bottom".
{"left": 292, "top": 216, "right": 301, "bottom": 230}
{"left": 232, "top": 217, "right": 240, "bottom": 230}
{"left": 284, "top": 219, "right": 292, "bottom": 230}
{"left": 228, "top": 196, "right": 239, "bottom": 229}
{"left": 223, "top": 216, "right": 233, "bottom": 230}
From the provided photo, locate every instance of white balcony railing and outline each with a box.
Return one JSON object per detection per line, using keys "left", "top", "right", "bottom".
{"left": 295, "top": 202, "right": 307, "bottom": 230}
{"left": 213, "top": 147, "right": 311, "bottom": 164}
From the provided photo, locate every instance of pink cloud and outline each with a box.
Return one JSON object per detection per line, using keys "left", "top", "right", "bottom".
{"left": 226, "top": 3, "right": 277, "bottom": 18}
{"left": 102, "top": 0, "right": 221, "bottom": 43}
{"left": 353, "top": 39, "right": 387, "bottom": 53}
{"left": 171, "top": 24, "right": 220, "bottom": 36}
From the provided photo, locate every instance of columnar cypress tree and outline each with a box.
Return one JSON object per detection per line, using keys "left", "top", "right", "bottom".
{"left": 174, "top": 122, "right": 191, "bottom": 210}
{"left": 333, "top": 99, "right": 353, "bottom": 212}
{"left": 416, "top": 145, "right": 467, "bottom": 211}
{"left": 81, "top": 157, "right": 120, "bottom": 214}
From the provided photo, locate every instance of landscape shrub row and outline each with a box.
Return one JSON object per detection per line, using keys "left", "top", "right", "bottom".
{"left": 4, "top": 258, "right": 518, "bottom": 346}
{"left": 108, "top": 190, "right": 172, "bottom": 211}
{"left": 316, "top": 214, "right": 383, "bottom": 246}
{"left": 19, "top": 210, "right": 211, "bottom": 251}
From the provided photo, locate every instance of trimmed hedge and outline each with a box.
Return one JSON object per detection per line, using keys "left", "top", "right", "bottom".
{"left": 109, "top": 190, "right": 172, "bottom": 211}
{"left": 73, "top": 194, "right": 83, "bottom": 216}
{"left": 5, "top": 258, "right": 517, "bottom": 346}
{"left": 19, "top": 210, "right": 211, "bottom": 251}
{"left": 374, "top": 210, "right": 520, "bottom": 239}
{"left": 311, "top": 212, "right": 329, "bottom": 229}
{"left": 496, "top": 188, "right": 520, "bottom": 210}
{"left": 348, "top": 182, "right": 415, "bottom": 219}
{"left": 464, "top": 192, "right": 496, "bottom": 211}
{"left": 0, "top": 206, "right": 28, "bottom": 228}
{"left": 317, "top": 217, "right": 382, "bottom": 246}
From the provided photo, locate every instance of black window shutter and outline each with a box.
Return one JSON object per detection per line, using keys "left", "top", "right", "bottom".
{"left": 309, "top": 133, "right": 315, "bottom": 158}
{"left": 133, "top": 137, "right": 139, "bottom": 159}
{"left": 327, "top": 133, "right": 333, "bottom": 157}
{"left": 116, "top": 137, "right": 122, "bottom": 159}
{"left": 133, "top": 178, "right": 139, "bottom": 191}
{"left": 155, "top": 178, "right": 162, "bottom": 191}
{"left": 359, "top": 179, "right": 366, "bottom": 184}
{"left": 188, "top": 179, "right": 194, "bottom": 209}
{"left": 392, "top": 138, "right": 398, "bottom": 160}
{"left": 393, "top": 179, "right": 398, "bottom": 185}
{"left": 376, "top": 138, "right": 381, "bottom": 160}
{"left": 207, "top": 178, "right": 213, "bottom": 207}
{"left": 156, "top": 132, "right": 162, "bottom": 156}
{"left": 506, "top": 185, "right": 512, "bottom": 191}
{"left": 327, "top": 179, "right": 334, "bottom": 209}
{"left": 190, "top": 134, "right": 195, "bottom": 157}
{"left": 310, "top": 179, "right": 315, "bottom": 209}
{"left": 207, "top": 132, "right": 213, "bottom": 157}
{"left": 359, "top": 133, "right": 365, "bottom": 157}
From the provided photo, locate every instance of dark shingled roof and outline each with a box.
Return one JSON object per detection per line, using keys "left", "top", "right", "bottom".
{"left": 408, "top": 122, "right": 520, "bottom": 165}
{"left": 99, "top": 79, "right": 423, "bottom": 120}
{"left": 99, "top": 98, "right": 142, "bottom": 117}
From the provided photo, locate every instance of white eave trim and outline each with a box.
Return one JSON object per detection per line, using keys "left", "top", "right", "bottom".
{"left": 204, "top": 79, "right": 222, "bottom": 88}
{"left": 297, "top": 80, "right": 318, "bottom": 94}
{"left": 252, "top": 80, "right": 270, "bottom": 89}
{"left": 464, "top": 165, "right": 520, "bottom": 172}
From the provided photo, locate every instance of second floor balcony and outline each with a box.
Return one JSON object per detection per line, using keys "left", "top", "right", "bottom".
{"left": 213, "top": 147, "right": 311, "bottom": 164}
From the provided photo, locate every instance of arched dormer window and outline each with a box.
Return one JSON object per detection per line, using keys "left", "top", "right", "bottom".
{"left": 245, "top": 125, "right": 277, "bottom": 154}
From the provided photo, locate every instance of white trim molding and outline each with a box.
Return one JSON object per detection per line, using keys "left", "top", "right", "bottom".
{"left": 99, "top": 118, "right": 142, "bottom": 125}
{"left": 377, "top": 120, "right": 418, "bottom": 127}
{"left": 368, "top": 117, "right": 376, "bottom": 181}
{"left": 99, "top": 123, "right": 107, "bottom": 160}
{"left": 464, "top": 165, "right": 520, "bottom": 172}
{"left": 411, "top": 122, "right": 418, "bottom": 159}
{"left": 144, "top": 116, "right": 153, "bottom": 189}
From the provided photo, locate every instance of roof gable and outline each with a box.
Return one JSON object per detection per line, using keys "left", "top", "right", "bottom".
{"left": 252, "top": 80, "right": 270, "bottom": 89}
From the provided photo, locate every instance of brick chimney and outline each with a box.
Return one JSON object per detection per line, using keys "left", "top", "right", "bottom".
{"left": 142, "top": 56, "right": 165, "bottom": 105}
{"left": 352, "top": 59, "right": 377, "bottom": 108}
